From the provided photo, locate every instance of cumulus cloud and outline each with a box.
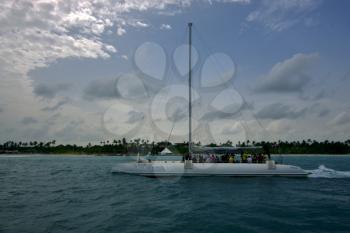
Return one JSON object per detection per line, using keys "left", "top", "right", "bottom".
{"left": 255, "top": 53, "right": 318, "bottom": 93}
{"left": 21, "top": 117, "right": 38, "bottom": 125}
{"left": 246, "top": 0, "right": 321, "bottom": 31}
{"left": 34, "top": 83, "right": 69, "bottom": 99}
{"left": 0, "top": 0, "right": 119, "bottom": 75}
{"left": 0, "top": 0, "right": 253, "bottom": 76}
{"left": 83, "top": 79, "right": 119, "bottom": 100}
{"left": 255, "top": 103, "right": 306, "bottom": 119}
{"left": 0, "top": 0, "right": 254, "bottom": 76}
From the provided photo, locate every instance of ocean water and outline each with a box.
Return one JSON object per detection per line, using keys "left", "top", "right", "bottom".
{"left": 1, "top": 154, "right": 350, "bottom": 233}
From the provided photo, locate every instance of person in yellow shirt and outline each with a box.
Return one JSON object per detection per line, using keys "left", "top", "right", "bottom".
{"left": 228, "top": 155, "right": 234, "bottom": 163}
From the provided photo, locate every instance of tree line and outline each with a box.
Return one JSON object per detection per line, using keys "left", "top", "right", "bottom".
{"left": 0, "top": 138, "right": 349, "bottom": 155}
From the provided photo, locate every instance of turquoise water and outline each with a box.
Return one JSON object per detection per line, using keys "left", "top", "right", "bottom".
{"left": 1, "top": 154, "right": 350, "bottom": 233}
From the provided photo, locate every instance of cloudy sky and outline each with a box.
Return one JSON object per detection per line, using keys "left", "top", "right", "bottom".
{"left": 0, "top": 0, "right": 349, "bottom": 145}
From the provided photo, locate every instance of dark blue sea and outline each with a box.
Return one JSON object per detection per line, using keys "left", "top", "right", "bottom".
{"left": 1, "top": 154, "right": 350, "bottom": 233}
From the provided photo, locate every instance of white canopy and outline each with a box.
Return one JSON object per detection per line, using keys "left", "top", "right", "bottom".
{"left": 160, "top": 147, "right": 173, "bottom": 155}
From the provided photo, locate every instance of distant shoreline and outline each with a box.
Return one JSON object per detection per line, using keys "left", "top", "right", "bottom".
{"left": 0, "top": 153, "right": 349, "bottom": 156}
{"left": 2, "top": 139, "right": 350, "bottom": 155}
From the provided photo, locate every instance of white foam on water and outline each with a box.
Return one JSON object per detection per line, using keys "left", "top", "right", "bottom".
{"left": 307, "top": 165, "right": 350, "bottom": 178}
{"left": 0, "top": 155, "right": 27, "bottom": 158}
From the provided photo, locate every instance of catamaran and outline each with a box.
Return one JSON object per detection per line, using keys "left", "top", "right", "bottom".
{"left": 113, "top": 23, "right": 309, "bottom": 177}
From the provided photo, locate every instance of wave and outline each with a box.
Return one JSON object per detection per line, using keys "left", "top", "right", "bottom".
{"left": 307, "top": 165, "right": 350, "bottom": 178}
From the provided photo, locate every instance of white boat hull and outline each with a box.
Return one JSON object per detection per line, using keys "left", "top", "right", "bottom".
{"left": 112, "top": 161, "right": 309, "bottom": 177}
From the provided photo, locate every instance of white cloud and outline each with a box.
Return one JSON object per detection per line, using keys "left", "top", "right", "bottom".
{"left": 0, "top": 0, "right": 119, "bottom": 75}
{"left": 105, "top": 45, "right": 117, "bottom": 53}
{"left": 255, "top": 53, "right": 318, "bottom": 93}
{"left": 134, "top": 21, "right": 150, "bottom": 28}
{"left": 160, "top": 24, "right": 172, "bottom": 30}
{"left": 0, "top": 0, "right": 253, "bottom": 75}
{"left": 246, "top": 0, "right": 321, "bottom": 31}
{"left": 117, "top": 26, "right": 127, "bottom": 36}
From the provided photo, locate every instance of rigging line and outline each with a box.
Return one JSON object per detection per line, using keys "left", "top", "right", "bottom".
{"left": 167, "top": 120, "right": 176, "bottom": 143}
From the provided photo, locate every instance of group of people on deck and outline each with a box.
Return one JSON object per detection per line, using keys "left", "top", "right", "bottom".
{"left": 188, "top": 152, "right": 268, "bottom": 164}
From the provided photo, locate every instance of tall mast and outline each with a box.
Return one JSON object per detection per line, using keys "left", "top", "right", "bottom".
{"left": 188, "top": 22, "right": 192, "bottom": 159}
